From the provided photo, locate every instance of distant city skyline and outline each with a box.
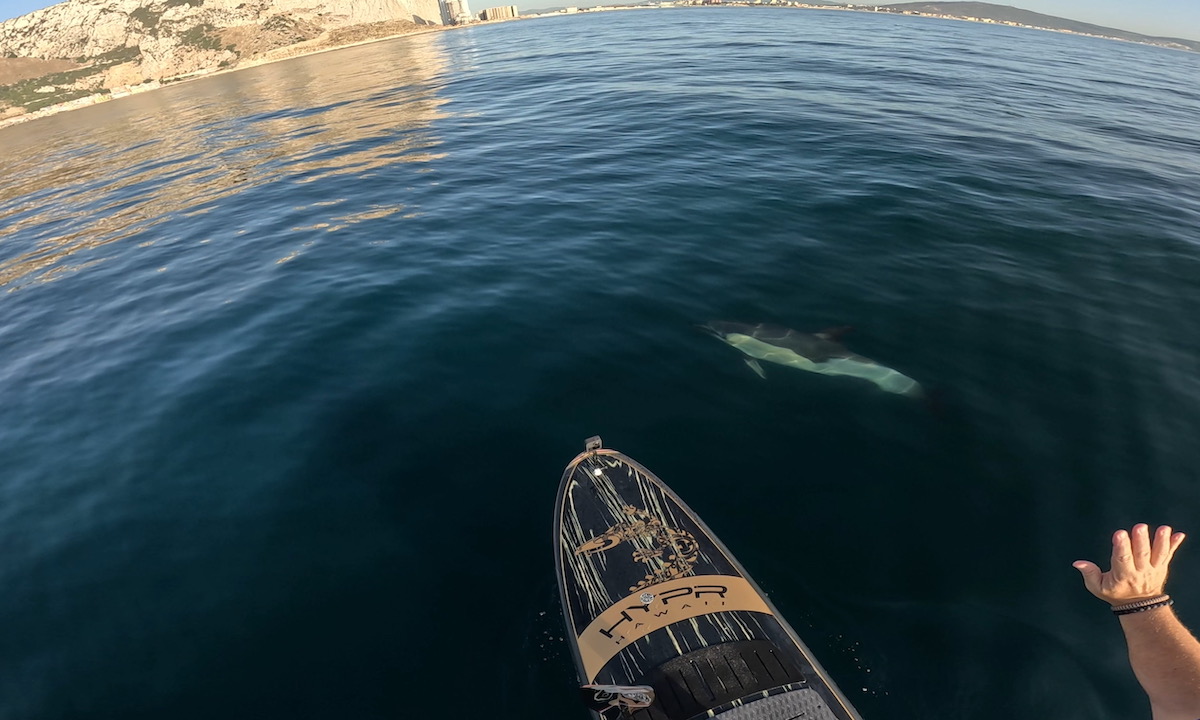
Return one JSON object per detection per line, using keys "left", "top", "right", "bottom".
{"left": 1, "top": 0, "right": 1198, "bottom": 41}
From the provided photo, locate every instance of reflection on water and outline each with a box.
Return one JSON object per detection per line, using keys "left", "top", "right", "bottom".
{"left": 2, "top": 10, "right": 1200, "bottom": 720}
{"left": 0, "top": 33, "right": 449, "bottom": 291}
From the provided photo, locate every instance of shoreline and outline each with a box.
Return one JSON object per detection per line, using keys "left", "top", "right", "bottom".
{"left": 0, "top": 18, "right": 504, "bottom": 132}
{"left": 1, "top": 5, "right": 1193, "bottom": 133}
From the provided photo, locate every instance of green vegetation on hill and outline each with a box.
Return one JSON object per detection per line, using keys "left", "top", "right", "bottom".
{"left": 2, "top": 46, "right": 143, "bottom": 113}
{"left": 130, "top": 6, "right": 163, "bottom": 28}
{"left": 179, "top": 23, "right": 225, "bottom": 50}
{"left": 129, "top": 1, "right": 206, "bottom": 30}
{"left": 94, "top": 46, "right": 143, "bottom": 64}
{"left": 2, "top": 74, "right": 96, "bottom": 112}
{"left": 73, "top": 46, "right": 142, "bottom": 64}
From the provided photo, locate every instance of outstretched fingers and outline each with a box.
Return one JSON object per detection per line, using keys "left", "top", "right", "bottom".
{"left": 1112, "top": 528, "right": 1134, "bottom": 576}
{"left": 1131, "top": 523, "right": 1153, "bottom": 570}
{"left": 1080, "top": 525, "right": 1186, "bottom": 604}
{"left": 1151, "top": 525, "right": 1174, "bottom": 566}
{"left": 1145, "top": 525, "right": 1186, "bottom": 567}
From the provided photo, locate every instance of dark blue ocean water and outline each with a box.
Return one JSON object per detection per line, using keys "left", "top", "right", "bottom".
{"left": 3, "top": 8, "right": 1200, "bottom": 718}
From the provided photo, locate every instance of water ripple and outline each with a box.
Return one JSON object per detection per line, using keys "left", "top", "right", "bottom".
{"left": 2, "top": 9, "right": 1200, "bottom": 720}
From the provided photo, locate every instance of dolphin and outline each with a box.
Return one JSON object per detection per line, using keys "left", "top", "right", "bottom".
{"left": 703, "top": 321, "right": 922, "bottom": 397}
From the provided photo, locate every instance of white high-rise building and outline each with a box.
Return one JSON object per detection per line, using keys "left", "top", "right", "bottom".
{"left": 480, "top": 4, "right": 518, "bottom": 20}
{"left": 442, "top": 0, "right": 474, "bottom": 24}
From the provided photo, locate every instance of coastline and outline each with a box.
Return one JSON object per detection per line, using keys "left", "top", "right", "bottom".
{"left": 1, "top": 5, "right": 1193, "bottom": 134}
{"left": 0, "top": 19, "right": 494, "bottom": 133}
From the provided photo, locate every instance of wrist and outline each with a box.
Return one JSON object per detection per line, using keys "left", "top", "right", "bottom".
{"left": 1112, "top": 595, "right": 1172, "bottom": 616}
{"left": 1103, "top": 590, "right": 1168, "bottom": 607}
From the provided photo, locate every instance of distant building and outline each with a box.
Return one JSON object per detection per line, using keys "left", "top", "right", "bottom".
{"left": 480, "top": 4, "right": 518, "bottom": 20}
{"left": 441, "top": 0, "right": 475, "bottom": 23}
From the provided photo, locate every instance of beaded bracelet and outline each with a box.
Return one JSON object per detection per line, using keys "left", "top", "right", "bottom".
{"left": 1112, "top": 595, "right": 1173, "bottom": 616}
{"left": 1111, "top": 594, "right": 1170, "bottom": 612}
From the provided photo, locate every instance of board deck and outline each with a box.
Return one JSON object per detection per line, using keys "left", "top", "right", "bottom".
{"left": 555, "top": 439, "right": 864, "bottom": 720}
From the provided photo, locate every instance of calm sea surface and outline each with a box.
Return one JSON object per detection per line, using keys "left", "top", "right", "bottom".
{"left": 3, "top": 8, "right": 1200, "bottom": 718}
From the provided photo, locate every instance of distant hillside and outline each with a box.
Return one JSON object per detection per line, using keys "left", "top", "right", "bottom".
{"left": 879, "top": 2, "right": 1200, "bottom": 52}
{"left": 0, "top": 0, "right": 445, "bottom": 119}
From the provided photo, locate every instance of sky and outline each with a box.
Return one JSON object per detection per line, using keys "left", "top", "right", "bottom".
{"left": 0, "top": 0, "right": 1198, "bottom": 41}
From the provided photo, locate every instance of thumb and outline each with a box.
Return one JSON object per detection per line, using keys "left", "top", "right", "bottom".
{"left": 1073, "top": 560, "right": 1103, "bottom": 596}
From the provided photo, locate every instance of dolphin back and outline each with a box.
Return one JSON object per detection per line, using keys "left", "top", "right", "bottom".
{"left": 814, "top": 357, "right": 923, "bottom": 397}
{"left": 705, "top": 321, "right": 922, "bottom": 396}
{"left": 734, "top": 323, "right": 849, "bottom": 363}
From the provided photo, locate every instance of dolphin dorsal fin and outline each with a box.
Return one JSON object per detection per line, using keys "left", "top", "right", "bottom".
{"left": 816, "top": 325, "right": 853, "bottom": 342}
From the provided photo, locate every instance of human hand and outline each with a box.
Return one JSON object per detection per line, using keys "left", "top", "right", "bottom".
{"left": 1073, "top": 523, "right": 1185, "bottom": 606}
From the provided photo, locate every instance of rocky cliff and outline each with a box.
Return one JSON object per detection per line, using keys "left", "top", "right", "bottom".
{"left": 0, "top": 0, "right": 445, "bottom": 115}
